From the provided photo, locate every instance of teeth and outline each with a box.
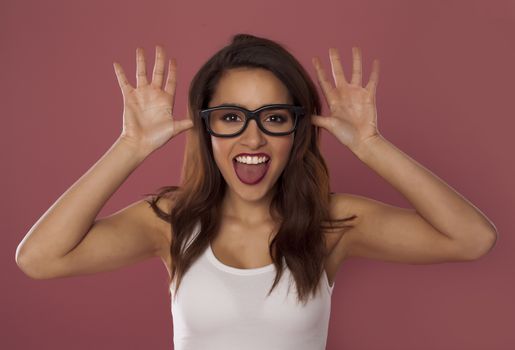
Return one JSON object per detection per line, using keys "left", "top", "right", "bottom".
{"left": 235, "top": 155, "right": 269, "bottom": 164}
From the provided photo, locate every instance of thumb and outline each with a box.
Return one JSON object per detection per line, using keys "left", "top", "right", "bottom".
{"left": 174, "top": 118, "right": 194, "bottom": 135}
{"left": 311, "top": 114, "right": 332, "bottom": 129}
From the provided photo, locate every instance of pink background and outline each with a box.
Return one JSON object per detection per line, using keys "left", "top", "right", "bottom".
{"left": 3, "top": 0, "right": 514, "bottom": 349}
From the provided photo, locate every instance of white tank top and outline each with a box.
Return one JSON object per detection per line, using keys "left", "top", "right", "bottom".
{"left": 170, "top": 221, "right": 335, "bottom": 350}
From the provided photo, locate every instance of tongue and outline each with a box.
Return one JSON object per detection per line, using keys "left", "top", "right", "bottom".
{"left": 234, "top": 161, "right": 268, "bottom": 184}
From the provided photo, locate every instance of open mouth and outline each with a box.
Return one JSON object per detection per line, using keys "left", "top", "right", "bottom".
{"left": 232, "top": 157, "right": 271, "bottom": 185}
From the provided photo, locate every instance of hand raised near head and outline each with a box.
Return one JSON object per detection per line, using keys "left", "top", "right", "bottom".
{"left": 113, "top": 45, "right": 194, "bottom": 156}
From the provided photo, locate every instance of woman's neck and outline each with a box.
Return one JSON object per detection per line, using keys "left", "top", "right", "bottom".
{"left": 220, "top": 188, "right": 278, "bottom": 226}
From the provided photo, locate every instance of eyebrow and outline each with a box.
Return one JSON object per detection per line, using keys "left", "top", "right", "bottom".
{"left": 218, "top": 102, "right": 247, "bottom": 108}
{"left": 215, "top": 102, "right": 288, "bottom": 110}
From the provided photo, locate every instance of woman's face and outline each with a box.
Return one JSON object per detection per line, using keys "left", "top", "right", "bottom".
{"left": 208, "top": 67, "right": 295, "bottom": 203}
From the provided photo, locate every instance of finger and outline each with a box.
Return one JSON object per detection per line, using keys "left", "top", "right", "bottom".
{"left": 173, "top": 118, "right": 195, "bottom": 135}
{"left": 164, "top": 58, "right": 177, "bottom": 105}
{"left": 136, "top": 47, "right": 149, "bottom": 87}
{"left": 312, "top": 56, "right": 337, "bottom": 103}
{"left": 350, "top": 47, "right": 362, "bottom": 86}
{"left": 113, "top": 62, "right": 135, "bottom": 95}
{"left": 329, "top": 48, "right": 348, "bottom": 88}
{"left": 151, "top": 45, "right": 166, "bottom": 88}
{"left": 310, "top": 114, "right": 334, "bottom": 130}
{"left": 365, "top": 59, "right": 380, "bottom": 98}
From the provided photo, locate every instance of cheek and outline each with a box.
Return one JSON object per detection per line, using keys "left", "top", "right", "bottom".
{"left": 274, "top": 137, "right": 295, "bottom": 164}
{"left": 269, "top": 139, "right": 294, "bottom": 183}
{"left": 211, "top": 138, "right": 230, "bottom": 169}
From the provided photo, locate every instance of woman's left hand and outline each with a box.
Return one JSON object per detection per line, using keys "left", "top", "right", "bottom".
{"left": 311, "top": 47, "right": 381, "bottom": 153}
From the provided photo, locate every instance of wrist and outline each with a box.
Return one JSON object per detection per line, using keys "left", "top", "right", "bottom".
{"left": 115, "top": 136, "right": 152, "bottom": 162}
{"left": 351, "top": 133, "right": 385, "bottom": 161}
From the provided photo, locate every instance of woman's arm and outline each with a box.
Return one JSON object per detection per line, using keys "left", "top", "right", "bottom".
{"left": 15, "top": 45, "right": 191, "bottom": 278}
{"left": 313, "top": 47, "right": 496, "bottom": 264}
{"left": 15, "top": 137, "right": 163, "bottom": 279}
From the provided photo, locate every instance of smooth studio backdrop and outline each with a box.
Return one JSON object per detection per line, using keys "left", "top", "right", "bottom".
{"left": 2, "top": 0, "right": 514, "bottom": 349}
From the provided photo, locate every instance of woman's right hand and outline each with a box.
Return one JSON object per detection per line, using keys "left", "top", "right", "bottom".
{"left": 113, "top": 45, "right": 194, "bottom": 156}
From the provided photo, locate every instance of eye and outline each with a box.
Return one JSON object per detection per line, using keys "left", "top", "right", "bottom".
{"left": 221, "top": 113, "right": 243, "bottom": 122}
{"left": 265, "top": 114, "right": 287, "bottom": 123}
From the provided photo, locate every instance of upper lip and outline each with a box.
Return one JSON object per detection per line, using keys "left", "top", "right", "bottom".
{"left": 233, "top": 152, "right": 271, "bottom": 160}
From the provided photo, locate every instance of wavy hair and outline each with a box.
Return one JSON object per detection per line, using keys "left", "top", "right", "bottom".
{"left": 144, "top": 33, "right": 357, "bottom": 305}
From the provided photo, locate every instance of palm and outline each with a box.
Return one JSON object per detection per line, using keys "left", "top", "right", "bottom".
{"left": 113, "top": 45, "right": 193, "bottom": 155}
{"left": 312, "top": 47, "right": 380, "bottom": 151}
{"left": 122, "top": 84, "right": 175, "bottom": 148}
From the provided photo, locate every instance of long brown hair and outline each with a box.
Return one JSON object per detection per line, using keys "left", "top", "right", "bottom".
{"left": 144, "top": 33, "right": 357, "bottom": 305}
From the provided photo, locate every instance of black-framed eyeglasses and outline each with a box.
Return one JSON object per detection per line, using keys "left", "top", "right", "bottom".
{"left": 199, "top": 104, "right": 306, "bottom": 137}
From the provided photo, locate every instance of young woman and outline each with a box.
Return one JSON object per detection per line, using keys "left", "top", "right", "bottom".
{"left": 16, "top": 34, "right": 497, "bottom": 349}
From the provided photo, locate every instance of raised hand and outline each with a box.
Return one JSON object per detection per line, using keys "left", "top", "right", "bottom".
{"left": 311, "top": 47, "right": 381, "bottom": 153}
{"left": 113, "top": 45, "right": 193, "bottom": 156}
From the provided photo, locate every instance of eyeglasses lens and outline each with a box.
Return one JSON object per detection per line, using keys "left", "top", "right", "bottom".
{"left": 208, "top": 108, "right": 295, "bottom": 135}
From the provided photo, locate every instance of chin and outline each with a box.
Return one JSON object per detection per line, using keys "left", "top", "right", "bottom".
{"left": 231, "top": 180, "right": 274, "bottom": 201}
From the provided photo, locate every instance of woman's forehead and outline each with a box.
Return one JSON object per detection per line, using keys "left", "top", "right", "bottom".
{"left": 209, "top": 68, "right": 292, "bottom": 108}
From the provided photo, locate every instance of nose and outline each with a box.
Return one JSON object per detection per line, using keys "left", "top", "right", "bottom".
{"left": 240, "top": 119, "right": 266, "bottom": 148}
